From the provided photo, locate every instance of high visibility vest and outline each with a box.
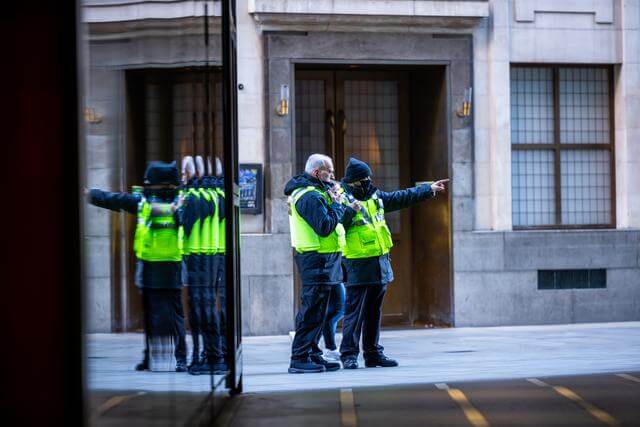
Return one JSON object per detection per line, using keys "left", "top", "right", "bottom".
{"left": 342, "top": 191, "right": 393, "bottom": 259}
{"left": 134, "top": 197, "right": 183, "bottom": 262}
{"left": 182, "top": 188, "right": 201, "bottom": 255}
{"left": 199, "top": 187, "right": 215, "bottom": 255}
{"left": 288, "top": 186, "right": 345, "bottom": 254}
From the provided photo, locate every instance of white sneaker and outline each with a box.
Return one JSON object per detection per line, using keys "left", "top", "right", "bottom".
{"left": 323, "top": 349, "right": 341, "bottom": 361}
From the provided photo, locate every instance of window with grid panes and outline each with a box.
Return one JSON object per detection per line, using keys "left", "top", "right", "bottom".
{"left": 510, "top": 66, "right": 614, "bottom": 228}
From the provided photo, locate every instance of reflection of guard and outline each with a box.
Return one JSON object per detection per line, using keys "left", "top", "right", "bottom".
{"left": 86, "top": 161, "right": 188, "bottom": 372}
{"left": 180, "top": 156, "right": 207, "bottom": 370}
{"left": 189, "top": 156, "right": 228, "bottom": 376}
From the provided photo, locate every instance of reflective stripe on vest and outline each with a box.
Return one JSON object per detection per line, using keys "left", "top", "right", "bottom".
{"left": 198, "top": 188, "right": 215, "bottom": 254}
{"left": 182, "top": 188, "right": 201, "bottom": 255}
{"left": 343, "top": 192, "right": 393, "bottom": 259}
{"left": 134, "top": 198, "right": 183, "bottom": 262}
{"left": 288, "top": 186, "right": 345, "bottom": 254}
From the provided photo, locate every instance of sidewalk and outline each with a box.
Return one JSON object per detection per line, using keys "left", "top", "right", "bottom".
{"left": 87, "top": 322, "right": 640, "bottom": 393}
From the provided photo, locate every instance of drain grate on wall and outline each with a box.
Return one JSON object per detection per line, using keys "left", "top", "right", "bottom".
{"left": 538, "top": 269, "right": 606, "bottom": 290}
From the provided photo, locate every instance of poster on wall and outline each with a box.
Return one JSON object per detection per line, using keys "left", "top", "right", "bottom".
{"left": 239, "top": 163, "right": 263, "bottom": 214}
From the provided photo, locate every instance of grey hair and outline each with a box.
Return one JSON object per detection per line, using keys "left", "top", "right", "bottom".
{"left": 181, "top": 156, "right": 195, "bottom": 178}
{"left": 194, "top": 155, "right": 205, "bottom": 177}
{"left": 304, "top": 153, "right": 332, "bottom": 174}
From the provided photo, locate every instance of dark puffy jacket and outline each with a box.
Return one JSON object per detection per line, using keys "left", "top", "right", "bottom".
{"left": 88, "top": 189, "right": 183, "bottom": 289}
{"left": 284, "top": 173, "right": 356, "bottom": 286}
{"left": 341, "top": 183, "right": 435, "bottom": 286}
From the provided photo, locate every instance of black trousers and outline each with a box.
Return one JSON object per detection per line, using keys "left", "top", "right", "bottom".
{"left": 187, "top": 286, "right": 215, "bottom": 360}
{"left": 291, "top": 284, "right": 332, "bottom": 361}
{"left": 142, "top": 288, "right": 187, "bottom": 363}
{"left": 339, "top": 284, "right": 387, "bottom": 359}
{"left": 210, "top": 254, "right": 227, "bottom": 362}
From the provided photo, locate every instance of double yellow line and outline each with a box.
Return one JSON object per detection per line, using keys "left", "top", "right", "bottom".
{"left": 436, "top": 383, "right": 489, "bottom": 427}
{"left": 527, "top": 378, "right": 619, "bottom": 426}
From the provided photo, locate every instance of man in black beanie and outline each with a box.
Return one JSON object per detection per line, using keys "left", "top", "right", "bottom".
{"left": 85, "top": 161, "right": 188, "bottom": 372}
{"left": 339, "top": 157, "right": 448, "bottom": 369}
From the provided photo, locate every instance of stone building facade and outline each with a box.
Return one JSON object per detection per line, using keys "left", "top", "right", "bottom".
{"left": 82, "top": 0, "right": 640, "bottom": 335}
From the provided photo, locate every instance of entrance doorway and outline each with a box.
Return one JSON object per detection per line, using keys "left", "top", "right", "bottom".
{"left": 116, "top": 68, "right": 224, "bottom": 331}
{"left": 294, "top": 66, "right": 452, "bottom": 326}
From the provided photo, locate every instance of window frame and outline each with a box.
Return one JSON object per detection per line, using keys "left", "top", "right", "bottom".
{"left": 510, "top": 63, "right": 616, "bottom": 230}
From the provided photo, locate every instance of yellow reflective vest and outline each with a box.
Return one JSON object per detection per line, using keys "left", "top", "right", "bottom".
{"left": 288, "top": 186, "right": 345, "bottom": 254}
{"left": 134, "top": 197, "right": 183, "bottom": 262}
{"left": 342, "top": 191, "right": 393, "bottom": 259}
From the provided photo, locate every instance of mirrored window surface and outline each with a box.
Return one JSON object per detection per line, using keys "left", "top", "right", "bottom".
{"left": 80, "top": 1, "right": 234, "bottom": 423}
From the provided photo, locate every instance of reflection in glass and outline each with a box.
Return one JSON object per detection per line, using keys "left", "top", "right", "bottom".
{"left": 81, "top": 0, "right": 227, "bottom": 424}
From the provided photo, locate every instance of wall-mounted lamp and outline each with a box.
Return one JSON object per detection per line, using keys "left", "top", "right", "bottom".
{"left": 276, "top": 84, "right": 289, "bottom": 116}
{"left": 84, "top": 107, "right": 102, "bottom": 124}
{"left": 456, "top": 87, "right": 472, "bottom": 118}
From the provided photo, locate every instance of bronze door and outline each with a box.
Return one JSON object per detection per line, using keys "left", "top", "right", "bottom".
{"left": 295, "top": 70, "right": 413, "bottom": 325}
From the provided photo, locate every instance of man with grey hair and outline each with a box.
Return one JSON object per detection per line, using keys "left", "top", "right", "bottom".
{"left": 284, "top": 154, "right": 359, "bottom": 373}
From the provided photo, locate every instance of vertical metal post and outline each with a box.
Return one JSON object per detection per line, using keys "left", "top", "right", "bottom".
{"left": 222, "top": 0, "right": 243, "bottom": 394}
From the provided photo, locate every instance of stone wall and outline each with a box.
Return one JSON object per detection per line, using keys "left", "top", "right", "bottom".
{"left": 454, "top": 230, "right": 640, "bottom": 325}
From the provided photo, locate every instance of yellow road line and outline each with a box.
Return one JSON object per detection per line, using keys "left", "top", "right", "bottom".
{"left": 552, "top": 386, "right": 619, "bottom": 426}
{"left": 441, "top": 385, "right": 490, "bottom": 427}
{"left": 340, "top": 388, "right": 358, "bottom": 427}
{"left": 95, "top": 391, "right": 146, "bottom": 417}
{"left": 616, "top": 373, "right": 640, "bottom": 383}
{"left": 527, "top": 378, "right": 619, "bottom": 426}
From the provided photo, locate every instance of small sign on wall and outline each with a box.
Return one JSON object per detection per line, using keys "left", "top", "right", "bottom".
{"left": 239, "top": 163, "right": 263, "bottom": 214}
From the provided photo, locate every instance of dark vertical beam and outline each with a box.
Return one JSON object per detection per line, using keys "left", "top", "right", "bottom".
{"left": 3, "top": 1, "right": 84, "bottom": 425}
{"left": 222, "top": 0, "right": 243, "bottom": 394}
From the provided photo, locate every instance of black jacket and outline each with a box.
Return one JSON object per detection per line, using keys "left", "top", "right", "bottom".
{"left": 341, "top": 183, "right": 435, "bottom": 286}
{"left": 284, "top": 173, "right": 356, "bottom": 286}
{"left": 88, "top": 189, "right": 183, "bottom": 289}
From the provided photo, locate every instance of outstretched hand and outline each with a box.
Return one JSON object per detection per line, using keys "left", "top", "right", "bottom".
{"left": 171, "top": 194, "right": 185, "bottom": 213}
{"left": 431, "top": 179, "right": 449, "bottom": 194}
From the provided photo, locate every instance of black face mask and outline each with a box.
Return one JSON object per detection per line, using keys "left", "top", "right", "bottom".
{"left": 349, "top": 180, "right": 372, "bottom": 200}
{"left": 144, "top": 188, "right": 177, "bottom": 202}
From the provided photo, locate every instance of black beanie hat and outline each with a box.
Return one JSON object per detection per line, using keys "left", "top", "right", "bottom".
{"left": 143, "top": 161, "right": 180, "bottom": 186}
{"left": 343, "top": 157, "right": 372, "bottom": 183}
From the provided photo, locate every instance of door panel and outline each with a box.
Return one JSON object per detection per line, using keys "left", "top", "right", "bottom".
{"left": 295, "top": 70, "right": 413, "bottom": 324}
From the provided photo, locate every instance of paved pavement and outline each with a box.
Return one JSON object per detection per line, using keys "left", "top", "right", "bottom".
{"left": 218, "top": 372, "right": 640, "bottom": 427}
{"left": 87, "top": 322, "right": 640, "bottom": 394}
{"left": 241, "top": 322, "right": 640, "bottom": 393}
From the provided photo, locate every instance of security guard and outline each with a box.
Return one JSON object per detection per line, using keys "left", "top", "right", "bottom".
{"left": 211, "top": 166, "right": 228, "bottom": 374}
{"left": 86, "top": 161, "right": 188, "bottom": 372}
{"left": 338, "top": 158, "right": 448, "bottom": 369}
{"left": 180, "top": 156, "right": 207, "bottom": 371}
{"left": 284, "top": 154, "right": 358, "bottom": 374}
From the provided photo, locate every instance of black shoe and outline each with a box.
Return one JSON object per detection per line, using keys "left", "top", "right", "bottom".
{"left": 310, "top": 354, "right": 340, "bottom": 372}
{"left": 364, "top": 354, "right": 398, "bottom": 368}
{"left": 188, "top": 354, "right": 201, "bottom": 370}
{"left": 341, "top": 356, "right": 359, "bottom": 369}
{"left": 189, "top": 362, "right": 212, "bottom": 375}
{"left": 288, "top": 359, "right": 326, "bottom": 374}
{"left": 135, "top": 359, "right": 149, "bottom": 371}
{"left": 213, "top": 361, "right": 229, "bottom": 375}
{"left": 175, "top": 360, "right": 187, "bottom": 372}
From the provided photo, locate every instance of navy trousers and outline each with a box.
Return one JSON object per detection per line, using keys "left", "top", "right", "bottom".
{"left": 320, "top": 283, "right": 345, "bottom": 351}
